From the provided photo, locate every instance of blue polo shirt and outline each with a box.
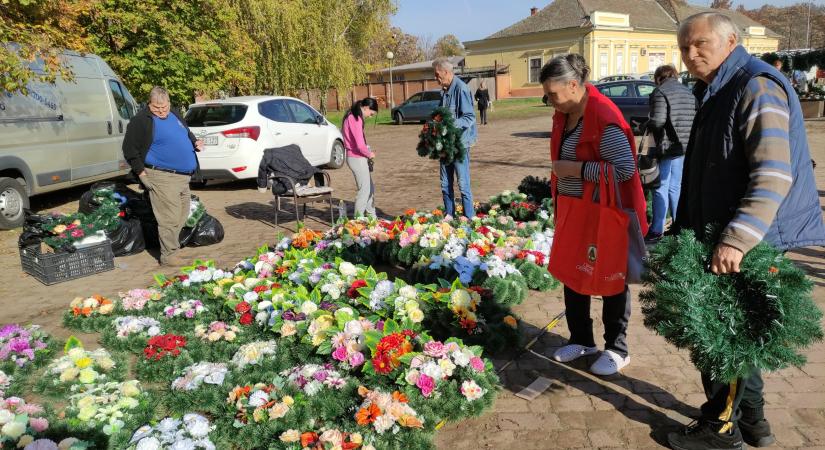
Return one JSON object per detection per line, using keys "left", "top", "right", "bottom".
{"left": 145, "top": 115, "right": 197, "bottom": 173}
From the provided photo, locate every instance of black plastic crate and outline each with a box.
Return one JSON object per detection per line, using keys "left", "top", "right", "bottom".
{"left": 20, "top": 240, "right": 115, "bottom": 285}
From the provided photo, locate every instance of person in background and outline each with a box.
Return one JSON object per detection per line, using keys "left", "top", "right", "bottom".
{"left": 433, "top": 57, "right": 477, "bottom": 218}
{"left": 475, "top": 80, "right": 491, "bottom": 125}
{"left": 342, "top": 97, "right": 379, "bottom": 218}
{"left": 542, "top": 53, "right": 648, "bottom": 376}
{"left": 123, "top": 86, "right": 203, "bottom": 267}
{"left": 667, "top": 12, "right": 825, "bottom": 450}
{"left": 644, "top": 64, "right": 696, "bottom": 243}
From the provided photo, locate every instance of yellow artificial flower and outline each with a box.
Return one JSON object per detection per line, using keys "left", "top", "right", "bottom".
{"left": 59, "top": 367, "right": 79, "bottom": 383}
{"left": 281, "top": 395, "right": 294, "bottom": 406}
{"left": 120, "top": 380, "right": 141, "bottom": 397}
{"left": 350, "top": 433, "right": 363, "bottom": 444}
{"left": 76, "top": 396, "right": 95, "bottom": 410}
{"left": 74, "top": 357, "right": 93, "bottom": 369}
{"left": 77, "top": 405, "right": 97, "bottom": 422}
{"left": 53, "top": 224, "right": 67, "bottom": 234}
{"left": 97, "top": 357, "right": 115, "bottom": 371}
{"left": 408, "top": 309, "right": 424, "bottom": 323}
{"left": 77, "top": 368, "right": 97, "bottom": 384}
{"left": 279, "top": 430, "right": 301, "bottom": 442}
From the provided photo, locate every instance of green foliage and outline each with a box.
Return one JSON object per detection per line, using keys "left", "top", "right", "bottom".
{"left": 640, "top": 229, "right": 824, "bottom": 382}
{"left": 517, "top": 175, "right": 553, "bottom": 203}
{"left": 481, "top": 273, "right": 528, "bottom": 306}
{"left": 417, "top": 107, "right": 467, "bottom": 164}
{"left": 514, "top": 260, "right": 559, "bottom": 291}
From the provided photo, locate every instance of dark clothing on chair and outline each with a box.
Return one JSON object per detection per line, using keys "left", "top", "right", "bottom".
{"left": 257, "top": 145, "right": 320, "bottom": 195}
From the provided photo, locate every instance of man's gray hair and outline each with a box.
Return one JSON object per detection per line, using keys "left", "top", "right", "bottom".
{"left": 149, "top": 86, "right": 170, "bottom": 104}
{"left": 432, "top": 57, "right": 453, "bottom": 72}
{"left": 678, "top": 12, "right": 741, "bottom": 46}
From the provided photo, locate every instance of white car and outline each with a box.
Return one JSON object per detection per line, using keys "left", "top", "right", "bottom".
{"left": 184, "top": 96, "right": 345, "bottom": 183}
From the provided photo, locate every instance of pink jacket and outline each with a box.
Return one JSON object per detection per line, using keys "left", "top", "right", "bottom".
{"left": 342, "top": 114, "right": 373, "bottom": 158}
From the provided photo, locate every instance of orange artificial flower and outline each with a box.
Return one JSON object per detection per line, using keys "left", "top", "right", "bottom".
{"left": 392, "top": 391, "right": 408, "bottom": 403}
{"left": 276, "top": 266, "right": 289, "bottom": 275}
{"left": 300, "top": 432, "right": 319, "bottom": 447}
{"left": 404, "top": 208, "right": 416, "bottom": 216}
{"left": 432, "top": 209, "right": 443, "bottom": 216}
{"left": 417, "top": 216, "right": 428, "bottom": 224}
{"left": 769, "top": 266, "right": 779, "bottom": 274}
{"left": 81, "top": 307, "right": 93, "bottom": 317}
{"left": 397, "top": 414, "right": 424, "bottom": 428}
{"left": 355, "top": 403, "right": 381, "bottom": 425}
{"left": 357, "top": 385, "right": 370, "bottom": 397}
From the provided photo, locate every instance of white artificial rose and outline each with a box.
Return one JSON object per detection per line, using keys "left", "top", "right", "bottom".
{"left": 0, "top": 409, "right": 13, "bottom": 425}
{"left": 399, "top": 285, "right": 418, "bottom": 299}
{"left": 135, "top": 437, "right": 162, "bottom": 450}
{"left": 338, "top": 262, "right": 357, "bottom": 277}
{"left": 300, "top": 301, "right": 318, "bottom": 315}
{"left": 344, "top": 320, "right": 363, "bottom": 335}
{"left": 1, "top": 420, "right": 26, "bottom": 439}
{"left": 257, "top": 301, "right": 272, "bottom": 311}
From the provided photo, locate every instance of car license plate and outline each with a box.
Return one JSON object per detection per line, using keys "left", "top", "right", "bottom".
{"left": 204, "top": 135, "right": 218, "bottom": 145}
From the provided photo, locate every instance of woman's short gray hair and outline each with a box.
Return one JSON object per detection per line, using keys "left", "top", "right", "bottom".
{"left": 678, "top": 12, "right": 741, "bottom": 46}
{"left": 539, "top": 54, "right": 590, "bottom": 85}
{"left": 432, "top": 57, "right": 453, "bottom": 72}
{"left": 149, "top": 86, "right": 170, "bottom": 104}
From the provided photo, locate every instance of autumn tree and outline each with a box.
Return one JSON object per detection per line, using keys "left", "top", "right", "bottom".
{"left": 361, "top": 27, "right": 423, "bottom": 70}
{"left": 1, "top": 0, "right": 92, "bottom": 94}
{"left": 434, "top": 34, "right": 464, "bottom": 57}
{"left": 710, "top": 0, "right": 732, "bottom": 10}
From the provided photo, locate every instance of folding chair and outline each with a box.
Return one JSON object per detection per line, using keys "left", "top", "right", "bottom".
{"left": 269, "top": 171, "right": 335, "bottom": 228}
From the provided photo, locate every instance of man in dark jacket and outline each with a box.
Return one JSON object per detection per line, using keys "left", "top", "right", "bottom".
{"left": 644, "top": 64, "right": 696, "bottom": 243}
{"left": 122, "top": 86, "right": 202, "bottom": 267}
{"left": 667, "top": 12, "right": 825, "bottom": 450}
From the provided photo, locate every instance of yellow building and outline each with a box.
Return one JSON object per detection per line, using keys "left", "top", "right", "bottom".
{"left": 463, "top": 0, "right": 780, "bottom": 98}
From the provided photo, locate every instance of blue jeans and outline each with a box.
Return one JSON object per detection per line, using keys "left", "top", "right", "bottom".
{"left": 440, "top": 150, "right": 474, "bottom": 217}
{"left": 650, "top": 156, "right": 684, "bottom": 234}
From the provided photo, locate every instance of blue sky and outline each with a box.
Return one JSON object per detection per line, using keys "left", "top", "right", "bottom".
{"left": 391, "top": 0, "right": 810, "bottom": 42}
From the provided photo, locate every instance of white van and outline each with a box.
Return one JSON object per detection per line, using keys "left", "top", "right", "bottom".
{"left": 0, "top": 50, "right": 138, "bottom": 228}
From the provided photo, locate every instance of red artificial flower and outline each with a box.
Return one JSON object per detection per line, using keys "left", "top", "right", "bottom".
{"left": 144, "top": 334, "right": 187, "bottom": 360}
{"left": 476, "top": 226, "right": 491, "bottom": 235}
{"left": 253, "top": 285, "right": 269, "bottom": 293}
{"left": 301, "top": 432, "right": 319, "bottom": 447}
{"left": 239, "top": 312, "right": 254, "bottom": 325}
{"left": 177, "top": 275, "right": 189, "bottom": 282}
{"left": 117, "top": 211, "right": 126, "bottom": 217}
{"left": 372, "top": 353, "right": 393, "bottom": 374}
{"left": 235, "top": 302, "right": 251, "bottom": 314}
{"left": 271, "top": 282, "right": 282, "bottom": 289}
{"left": 347, "top": 279, "right": 367, "bottom": 299}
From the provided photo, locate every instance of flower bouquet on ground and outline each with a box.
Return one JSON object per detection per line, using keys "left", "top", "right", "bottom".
{"left": 0, "top": 396, "right": 51, "bottom": 448}
{"left": 0, "top": 324, "right": 53, "bottom": 374}
{"left": 38, "top": 203, "right": 119, "bottom": 251}
{"left": 135, "top": 334, "right": 194, "bottom": 383}
{"left": 62, "top": 295, "right": 117, "bottom": 333}
{"left": 219, "top": 382, "right": 301, "bottom": 448}
{"left": 100, "top": 316, "right": 163, "bottom": 353}
{"left": 416, "top": 107, "right": 466, "bottom": 164}
{"left": 127, "top": 413, "right": 215, "bottom": 450}
{"left": 641, "top": 229, "right": 824, "bottom": 382}
{"left": 64, "top": 380, "right": 151, "bottom": 442}
{"left": 165, "top": 362, "right": 230, "bottom": 417}
{"left": 353, "top": 386, "right": 431, "bottom": 448}
{"left": 279, "top": 428, "right": 375, "bottom": 450}
{"left": 118, "top": 288, "right": 163, "bottom": 313}
{"left": 185, "top": 321, "right": 244, "bottom": 362}
{"left": 35, "top": 337, "right": 125, "bottom": 396}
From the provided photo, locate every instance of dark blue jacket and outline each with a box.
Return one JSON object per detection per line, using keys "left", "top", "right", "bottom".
{"left": 675, "top": 45, "right": 825, "bottom": 251}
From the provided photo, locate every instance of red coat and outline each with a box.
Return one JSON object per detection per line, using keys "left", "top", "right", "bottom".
{"left": 550, "top": 83, "right": 648, "bottom": 236}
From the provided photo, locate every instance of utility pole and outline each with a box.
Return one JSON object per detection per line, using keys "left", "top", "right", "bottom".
{"left": 806, "top": 1, "right": 812, "bottom": 49}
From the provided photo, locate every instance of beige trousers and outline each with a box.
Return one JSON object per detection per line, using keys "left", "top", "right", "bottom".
{"left": 142, "top": 168, "right": 190, "bottom": 259}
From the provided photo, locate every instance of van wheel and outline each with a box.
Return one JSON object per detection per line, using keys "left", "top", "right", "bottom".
{"left": 326, "top": 140, "right": 345, "bottom": 169}
{"left": 0, "top": 177, "right": 29, "bottom": 229}
{"left": 394, "top": 112, "right": 403, "bottom": 125}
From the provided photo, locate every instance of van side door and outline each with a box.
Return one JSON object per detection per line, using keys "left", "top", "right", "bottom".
{"left": 107, "top": 79, "right": 137, "bottom": 172}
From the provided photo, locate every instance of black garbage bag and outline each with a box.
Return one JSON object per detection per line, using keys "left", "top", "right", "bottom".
{"left": 18, "top": 211, "right": 50, "bottom": 248}
{"left": 188, "top": 214, "right": 224, "bottom": 247}
{"left": 107, "top": 218, "right": 146, "bottom": 256}
{"left": 78, "top": 182, "right": 143, "bottom": 214}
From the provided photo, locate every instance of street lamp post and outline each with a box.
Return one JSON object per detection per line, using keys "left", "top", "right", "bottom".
{"left": 387, "top": 51, "right": 395, "bottom": 108}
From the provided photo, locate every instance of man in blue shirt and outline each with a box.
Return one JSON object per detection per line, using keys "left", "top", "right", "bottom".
{"left": 433, "top": 57, "right": 477, "bottom": 218}
{"left": 123, "top": 86, "right": 202, "bottom": 267}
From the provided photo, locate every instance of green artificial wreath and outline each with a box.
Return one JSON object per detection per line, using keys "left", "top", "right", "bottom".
{"left": 416, "top": 107, "right": 467, "bottom": 164}
{"left": 517, "top": 175, "right": 552, "bottom": 204}
{"left": 513, "top": 260, "right": 559, "bottom": 292}
{"left": 640, "top": 229, "right": 824, "bottom": 382}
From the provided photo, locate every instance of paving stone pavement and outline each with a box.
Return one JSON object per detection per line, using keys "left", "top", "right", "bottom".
{"left": 434, "top": 123, "right": 825, "bottom": 449}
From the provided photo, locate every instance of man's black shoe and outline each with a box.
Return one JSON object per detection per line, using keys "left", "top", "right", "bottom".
{"left": 667, "top": 420, "right": 744, "bottom": 450}
{"left": 738, "top": 418, "right": 775, "bottom": 447}
{"left": 645, "top": 231, "right": 663, "bottom": 244}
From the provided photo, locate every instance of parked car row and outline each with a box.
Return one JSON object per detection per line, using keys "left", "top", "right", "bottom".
{"left": 1, "top": 50, "right": 344, "bottom": 229}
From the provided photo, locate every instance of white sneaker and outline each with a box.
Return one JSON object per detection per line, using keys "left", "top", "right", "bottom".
{"left": 552, "top": 344, "right": 598, "bottom": 363}
{"left": 590, "top": 350, "right": 630, "bottom": 376}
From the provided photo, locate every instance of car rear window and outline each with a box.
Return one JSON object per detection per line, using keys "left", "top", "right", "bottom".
{"left": 185, "top": 104, "right": 248, "bottom": 127}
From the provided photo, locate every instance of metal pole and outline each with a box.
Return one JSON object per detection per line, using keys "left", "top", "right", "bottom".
{"left": 807, "top": 1, "right": 812, "bottom": 49}
{"left": 389, "top": 65, "right": 393, "bottom": 108}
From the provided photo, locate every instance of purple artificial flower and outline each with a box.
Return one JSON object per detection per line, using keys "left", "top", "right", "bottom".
{"left": 282, "top": 311, "right": 296, "bottom": 321}
{"left": 313, "top": 371, "right": 328, "bottom": 382}
{"left": 185, "top": 310, "right": 195, "bottom": 319}
{"left": 295, "top": 313, "right": 307, "bottom": 321}
{"left": 348, "top": 351, "right": 365, "bottom": 367}
{"left": 319, "top": 301, "right": 336, "bottom": 311}
{"left": 322, "top": 263, "right": 334, "bottom": 270}
{"left": 376, "top": 320, "right": 385, "bottom": 331}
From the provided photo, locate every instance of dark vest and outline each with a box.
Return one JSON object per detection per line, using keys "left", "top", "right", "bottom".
{"left": 676, "top": 46, "right": 825, "bottom": 251}
{"left": 654, "top": 78, "right": 696, "bottom": 153}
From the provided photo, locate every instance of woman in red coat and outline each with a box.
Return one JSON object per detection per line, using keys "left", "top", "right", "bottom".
{"left": 542, "top": 54, "right": 647, "bottom": 376}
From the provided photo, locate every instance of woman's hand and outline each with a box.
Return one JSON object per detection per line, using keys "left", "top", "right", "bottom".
{"left": 551, "top": 160, "right": 583, "bottom": 178}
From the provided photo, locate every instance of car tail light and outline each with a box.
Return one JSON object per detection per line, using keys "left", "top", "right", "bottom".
{"left": 222, "top": 126, "right": 260, "bottom": 140}
{"left": 231, "top": 166, "right": 247, "bottom": 173}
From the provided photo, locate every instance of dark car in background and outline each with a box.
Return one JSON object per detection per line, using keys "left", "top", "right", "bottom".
{"left": 392, "top": 90, "right": 442, "bottom": 124}
{"left": 594, "top": 79, "right": 656, "bottom": 134}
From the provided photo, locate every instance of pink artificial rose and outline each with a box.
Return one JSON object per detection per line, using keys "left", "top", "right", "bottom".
{"left": 469, "top": 357, "right": 485, "bottom": 372}
{"left": 70, "top": 229, "right": 84, "bottom": 238}
{"left": 29, "top": 417, "right": 49, "bottom": 433}
{"left": 348, "top": 351, "right": 365, "bottom": 366}
{"left": 332, "top": 345, "right": 349, "bottom": 362}
{"left": 423, "top": 341, "right": 447, "bottom": 358}
{"left": 416, "top": 373, "right": 435, "bottom": 397}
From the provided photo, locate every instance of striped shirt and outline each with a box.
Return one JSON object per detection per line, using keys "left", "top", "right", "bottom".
{"left": 720, "top": 76, "right": 792, "bottom": 252}
{"left": 557, "top": 120, "right": 636, "bottom": 198}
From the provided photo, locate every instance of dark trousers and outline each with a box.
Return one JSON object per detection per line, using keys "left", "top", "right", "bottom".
{"left": 479, "top": 107, "right": 488, "bottom": 124}
{"left": 700, "top": 370, "right": 765, "bottom": 425}
{"left": 563, "top": 285, "right": 632, "bottom": 357}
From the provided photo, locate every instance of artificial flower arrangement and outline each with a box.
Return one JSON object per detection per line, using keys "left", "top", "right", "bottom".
{"left": 64, "top": 380, "right": 148, "bottom": 438}
{"left": 226, "top": 383, "right": 295, "bottom": 426}
{"left": 101, "top": 316, "right": 163, "bottom": 353}
{"left": 0, "top": 396, "right": 50, "bottom": 448}
{"left": 280, "top": 363, "right": 349, "bottom": 396}
{"left": 0, "top": 324, "right": 52, "bottom": 373}
{"left": 171, "top": 362, "right": 229, "bottom": 392}
{"left": 354, "top": 386, "right": 424, "bottom": 434}
{"left": 0, "top": 371, "right": 10, "bottom": 398}
{"left": 62, "top": 295, "right": 117, "bottom": 332}
{"left": 416, "top": 107, "right": 466, "bottom": 164}
{"left": 35, "top": 337, "right": 124, "bottom": 395}
{"left": 38, "top": 193, "right": 120, "bottom": 251}
{"left": 127, "top": 413, "right": 215, "bottom": 450}
{"left": 136, "top": 334, "right": 193, "bottom": 382}
{"left": 230, "top": 341, "right": 279, "bottom": 370}
{"left": 163, "top": 299, "right": 207, "bottom": 320}
{"left": 279, "top": 428, "right": 373, "bottom": 450}
{"left": 118, "top": 288, "right": 163, "bottom": 312}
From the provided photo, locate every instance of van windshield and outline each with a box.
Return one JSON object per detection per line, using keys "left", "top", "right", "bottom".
{"left": 184, "top": 104, "right": 248, "bottom": 127}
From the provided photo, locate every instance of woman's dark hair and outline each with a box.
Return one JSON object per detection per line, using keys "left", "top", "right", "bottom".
{"left": 344, "top": 97, "right": 379, "bottom": 121}
{"left": 539, "top": 53, "right": 590, "bottom": 85}
{"left": 654, "top": 64, "right": 679, "bottom": 84}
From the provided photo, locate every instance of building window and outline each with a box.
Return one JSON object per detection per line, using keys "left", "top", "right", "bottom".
{"left": 630, "top": 53, "right": 638, "bottom": 74}
{"left": 528, "top": 57, "right": 542, "bottom": 83}
{"left": 672, "top": 51, "right": 680, "bottom": 70}
{"left": 648, "top": 52, "right": 665, "bottom": 72}
{"left": 616, "top": 51, "right": 624, "bottom": 74}
{"left": 599, "top": 52, "right": 608, "bottom": 77}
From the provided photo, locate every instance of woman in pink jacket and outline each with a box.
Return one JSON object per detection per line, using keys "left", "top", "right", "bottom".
{"left": 342, "top": 97, "right": 378, "bottom": 217}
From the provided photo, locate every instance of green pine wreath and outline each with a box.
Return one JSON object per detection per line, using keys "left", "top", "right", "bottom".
{"left": 640, "top": 229, "right": 824, "bottom": 382}
{"left": 416, "top": 107, "right": 467, "bottom": 164}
